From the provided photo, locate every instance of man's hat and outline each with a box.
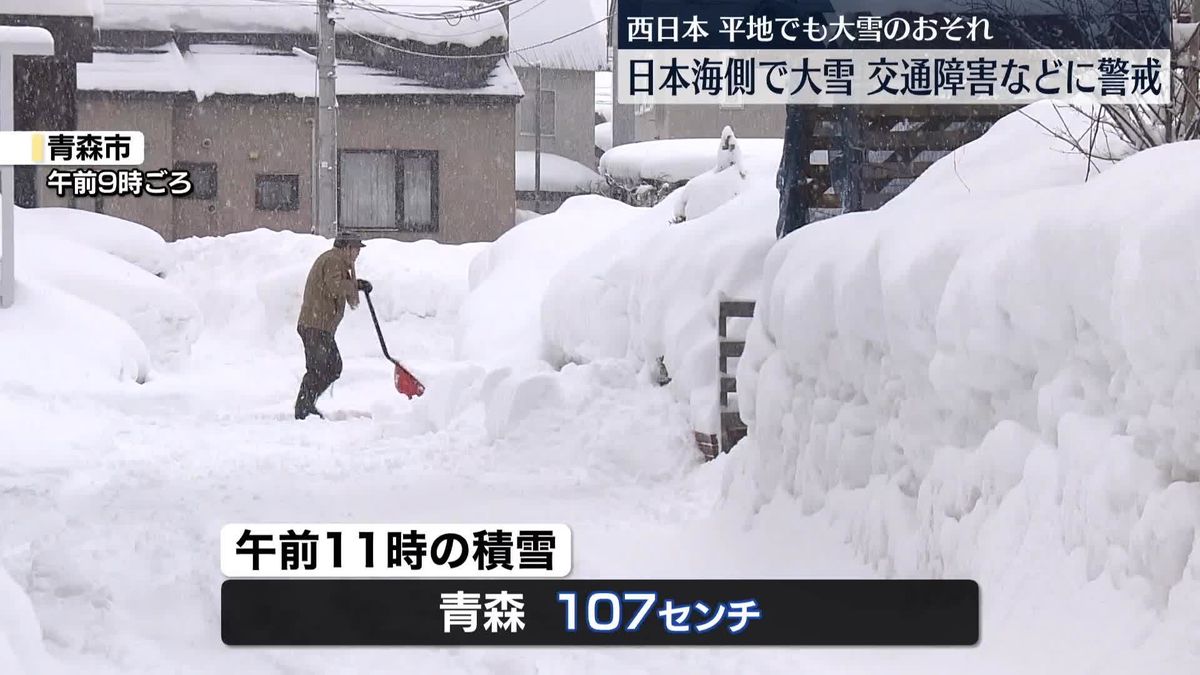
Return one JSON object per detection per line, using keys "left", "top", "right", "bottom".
{"left": 333, "top": 233, "right": 366, "bottom": 249}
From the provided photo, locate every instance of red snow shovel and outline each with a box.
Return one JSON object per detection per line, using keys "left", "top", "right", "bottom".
{"left": 363, "top": 289, "right": 425, "bottom": 399}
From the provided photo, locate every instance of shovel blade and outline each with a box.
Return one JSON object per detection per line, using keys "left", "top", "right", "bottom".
{"left": 394, "top": 363, "right": 425, "bottom": 398}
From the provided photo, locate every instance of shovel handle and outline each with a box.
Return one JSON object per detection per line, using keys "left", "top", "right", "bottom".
{"left": 363, "top": 290, "right": 395, "bottom": 364}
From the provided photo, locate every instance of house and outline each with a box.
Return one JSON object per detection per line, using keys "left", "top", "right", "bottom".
{"left": 1, "top": 1, "right": 96, "bottom": 206}
{"left": 35, "top": 0, "right": 524, "bottom": 244}
{"left": 507, "top": 0, "right": 607, "bottom": 211}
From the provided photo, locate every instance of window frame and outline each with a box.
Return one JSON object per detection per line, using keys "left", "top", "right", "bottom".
{"left": 69, "top": 194, "right": 104, "bottom": 214}
{"left": 254, "top": 173, "right": 301, "bottom": 212}
{"left": 174, "top": 161, "right": 218, "bottom": 200}
{"left": 337, "top": 149, "right": 439, "bottom": 234}
{"left": 519, "top": 89, "right": 557, "bottom": 138}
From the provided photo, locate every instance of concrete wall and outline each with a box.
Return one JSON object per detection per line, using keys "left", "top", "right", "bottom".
{"left": 514, "top": 67, "right": 595, "bottom": 168}
{"left": 41, "top": 93, "right": 516, "bottom": 245}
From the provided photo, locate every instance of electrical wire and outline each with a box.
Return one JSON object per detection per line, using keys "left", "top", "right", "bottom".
{"left": 340, "top": 13, "right": 609, "bottom": 59}
{"left": 342, "top": 0, "right": 550, "bottom": 43}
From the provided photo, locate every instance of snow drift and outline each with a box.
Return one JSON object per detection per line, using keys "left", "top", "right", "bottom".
{"left": 457, "top": 195, "right": 637, "bottom": 369}
{"left": 726, "top": 135, "right": 1200, "bottom": 670}
{"left": 599, "top": 137, "right": 785, "bottom": 187}
{"left": 14, "top": 208, "right": 201, "bottom": 367}
{"left": 16, "top": 206, "right": 172, "bottom": 276}
{"left": 170, "top": 228, "right": 484, "bottom": 346}
{"left": 538, "top": 101, "right": 1200, "bottom": 668}
{"left": 515, "top": 152, "right": 603, "bottom": 194}
{"left": 0, "top": 207, "right": 202, "bottom": 386}
{"left": 0, "top": 280, "right": 149, "bottom": 387}
{"left": 543, "top": 131, "right": 781, "bottom": 432}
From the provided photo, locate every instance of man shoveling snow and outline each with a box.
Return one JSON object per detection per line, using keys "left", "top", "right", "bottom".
{"left": 294, "top": 235, "right": 373, "bottom": 420}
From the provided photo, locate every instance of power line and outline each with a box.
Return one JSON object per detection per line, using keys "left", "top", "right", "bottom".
{"left": 342, "top": 13, "right": 610, "bottom": 59}
{"left": 342, "top": 0, "right": 548, "bottom": 42}
{"left": 338, "top": 0, "right": 526, "bottom": 22}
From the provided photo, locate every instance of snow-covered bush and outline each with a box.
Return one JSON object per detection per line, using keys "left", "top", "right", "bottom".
{"left": 672, "top": 126, "right": 749, "bottom": 224}
{"left": 599, "top": 134, "right": 783, "bottom": 208}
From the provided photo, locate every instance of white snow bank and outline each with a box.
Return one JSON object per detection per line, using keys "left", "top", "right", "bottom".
{"left": 457, "top": 195, "right": 637, "bottom": 369}
{"left": 0, "top": 567, "right": 54, "bottom": 675}
{"left": 17, "top": 232, "right": 202, "bottom": 367}
{"left": 16, "top": 206, "right": 171, "bottom": 276}
{"left": 595, "top": 122, "right": 613, "bottom": 152}
{"left": 888, "top": 103, "right": 1131, "bottom": 210}
{"left": 548, "top": 103, "right": 1129, "bottom": 433}
{"left": 515, "top": 209, "right": 542, "bottom": 225}
{"left": 0, "top": 280, "right": 149, "bottom": 388}
{"left": 544, "top": 132, "right": 780, "bottom": 431}
{"left": 169, "top": 229, "right": 485, "bottom": 347}
{"left": 3, "top": 207, "right": 196, "bottom": 370}
{"left": 729, "top": 139, "right": 1200, "bottom": 669}
{"left": 515, "top": 151, "right": 603, "bottom": 193}
{"left": 600, "top": 137, "right": 786, "bottom": 186}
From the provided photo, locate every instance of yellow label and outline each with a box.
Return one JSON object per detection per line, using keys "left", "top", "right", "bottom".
{"left": 31, "top": 133, "right": 44, "bottom": 163}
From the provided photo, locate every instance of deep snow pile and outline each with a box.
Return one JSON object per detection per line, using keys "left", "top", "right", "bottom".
{"left": 2, "top": 208, "right": 201, "bottom": 386}
{"left": 542, "top": 132, "right": 781, "bottom": 432}
{"left": 0, "top": 567, "right": 54, "bottom": 675}
{"left": 457, "top": 195, "right": 637, "bottom": 369}
{"left": 515, "top": 151, "right": 603, "bottom": 193}
{"left": 537, "top": 102, "right": 1200, "bottom": 668}
{"left": 726, "top": 136, "right": 1200, "bottom": 670}
{"left": 599, "top": 137, "right": 785, "bottom": 187}
{"left": 169, "top": 228, "right": 484, "bottom": 348}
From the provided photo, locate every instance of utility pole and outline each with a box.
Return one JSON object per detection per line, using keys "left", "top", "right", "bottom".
{"left": 316, "top": 0, "right": 338, "bottom": 237}
{"left": 0, "top": 27, "right": 55, "bottom": 309}
{"left": 609, "top": 0, "right": 634, "bottom": 147}
{"left": 534, "top": 63, "right": 543, "bottom": 213}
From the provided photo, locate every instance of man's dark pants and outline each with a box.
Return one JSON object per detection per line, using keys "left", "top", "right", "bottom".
{"left": 296, "top": 326, "right": 342, "bottom": 415}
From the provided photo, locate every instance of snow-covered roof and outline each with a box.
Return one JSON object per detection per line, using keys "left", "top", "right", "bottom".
{"left": 78, "top": 41, "right": 524, "bottom": 100}
{"left": 3, "top": 0, "right": 100, "bottom": 16}
{"left": 94, "top": 0, "right": 506, "bottom": 49}
{"left": 510, "top": 0, "right": 607, "bottom": 71}
{"left": 0, "top": 26, "right": 56, "bottom": 54}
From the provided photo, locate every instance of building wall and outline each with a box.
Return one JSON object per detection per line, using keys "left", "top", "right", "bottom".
{"left": 648, "top": 104, "right": 786, "bottom": 140}
{"left": 37, "top": 97, "right": 176, "bottom": 234}
{"left": 514, "top": 67, "right": 595, "bottom": 168}
{"left": 41, "top": 93, "right": 516, "bottom": 245}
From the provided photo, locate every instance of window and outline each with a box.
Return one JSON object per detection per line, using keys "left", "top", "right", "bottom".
{"left": 339, "top": 150, "right": 438, "bottom": 233}
{"left": 255, "top": 174, "right": 300, "bottom": 211}
{"left": 175, "top": 161, "right": 217, "bottom": 199}
{"left": 520, "top": 89, "right": 556, "bottom": 137}
{"left": 70, "top": 195, "right": 103, "bottom": 214}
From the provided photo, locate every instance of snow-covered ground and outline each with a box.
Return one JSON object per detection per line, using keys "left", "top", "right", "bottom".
{"left": 0, "top": 213, "right": 870, "bottom": 675}
{"left": 4, "top": 100, "right": 1200, "bottom": 673}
